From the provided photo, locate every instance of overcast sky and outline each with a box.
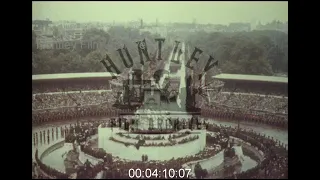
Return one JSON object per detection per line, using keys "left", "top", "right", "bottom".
{"left": 32, "top": 1, "right": 288, "bottom": 24}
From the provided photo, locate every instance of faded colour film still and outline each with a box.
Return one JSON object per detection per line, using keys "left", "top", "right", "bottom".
{"left": 32, "top": 1, "right": 288, "bottom": 179}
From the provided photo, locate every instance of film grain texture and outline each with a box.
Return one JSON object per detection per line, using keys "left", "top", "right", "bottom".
{"left": 32, "top": 2, "right": 288, "bottom": 179}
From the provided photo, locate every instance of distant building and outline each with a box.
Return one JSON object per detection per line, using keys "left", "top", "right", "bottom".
{"left": 127, "top": 20, "right": 141, "bottom": 29}
{"left": 32, "top": 19, "right": 53, "bottom": 31}
{"left": 36, "top": 32, "right": 84, "bottom": 50}
{"left": 212, "top": 24, "right": 228, "bottom": 32}
{"left": 65, "top": 29, "right": 84, "bottom": 40}
{"left": 256, "top": 20, "right": 288, "bottom": 33}
{"left": 228, "top": 23, "right": 251, "bottom": 32}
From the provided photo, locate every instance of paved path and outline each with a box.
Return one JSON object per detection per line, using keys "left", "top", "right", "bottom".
{"left": 32, "top": 117, "right": 287, "bottom": 179}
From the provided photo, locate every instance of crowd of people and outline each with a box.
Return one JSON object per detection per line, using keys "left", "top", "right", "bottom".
{"left": 109, "top": 134, "right": 199, "bottom": 147}
{"left": 75, "top": 122, "right": 225, "bottom": 179}
{"left": 116, "top": 131, "right": 190, "bottom": 140}
{"left": 32, "top": 87, "right": 288, "bottom": 128}
{"left": 210, "top": 92, "right": 288, "bottom": 114}
{"left": 32, "top": 106, "right": 130, "bottom": 125}
{"left": 32, "top": 102, "right": 287, "bottom": 130}
{"left": 33, "top": 119, "right": 287, "bottom": 179}
{"left": 221, "top": 127, "right": 287, "bottom": 179}
{"left": 201, "top": 105, "right": 288, "bottom": 128}
{"left": 32, "top": 84, "right": 110, "bottom": 94}
{"left": 222, "top": 86, "right": 287, "bottom": 96}
{"left": 32, "top": 91, "right": 117, "bottom": 110}
{"left": 32, "top": 77, "right": 288, "bottom": 179}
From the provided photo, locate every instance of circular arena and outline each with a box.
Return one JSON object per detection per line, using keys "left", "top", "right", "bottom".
{"left": 32, "top": 71, "right": 288, "bottom": 179}
{"left": 32, "top": 8, "right": 288, "bottom": 178}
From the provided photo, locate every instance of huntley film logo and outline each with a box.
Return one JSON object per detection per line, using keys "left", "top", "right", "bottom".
{"left": 36, "top": 39, "right": 108, "bottom": 51}
{"left": 100, "top": 38, "right": 219, "bottom": 79}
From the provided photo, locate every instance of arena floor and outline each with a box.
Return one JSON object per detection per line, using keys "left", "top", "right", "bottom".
{"left": 32, "top": 117, "right": 287, "bottom": 175}
{"left": 32, "top": 117, "right": 288, "bottom": 145}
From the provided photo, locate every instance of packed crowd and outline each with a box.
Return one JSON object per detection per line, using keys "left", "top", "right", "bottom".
{"left": 207, "top": 92, "right": 288, "bottom": 114}
{"left": 77, "top": 124, "right": 225, "bottom": 179}
{"left": 202, "top": 105, "right": 287, "bottom": 128}
{"left": 221, "top": 127, "right": 287, "bottom": 179}
{"left": 222, "top": 87, "right": 287, "bottom": 96}
{"left": 116, "top": 131, "right": 190, "bottom": 140}
{"left": 109, "top": 134, "right": 199, "bottom": 147}
{"left": 64, "top": 124, "right": 98, "bottom": 143}
{"left": 33, "top": 121, "right": 104, "bottom": 179}
{"left": 32, "top": 91, "right": 117, "bottom": 110}
{"left": 32, "top": 84, "right": 110, "bottom": 94}
{"left": 32, "top": 106, "right": 132, "bottom": 125}
{"left": 32, "top": 79, "right": 288, "bottom": 128}
{"left": 32, "top": 101, "right": 287, "bottom": 130}
{"left": 32, "top": 79, "right": 288, "bottom": 178}
{"left": 34, "top": 120, "right": 287, "bottom": 179}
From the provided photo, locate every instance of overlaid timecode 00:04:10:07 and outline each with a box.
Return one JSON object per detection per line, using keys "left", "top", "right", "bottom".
{"left": 128, "top": 168, "right": 191, "bottom": 178}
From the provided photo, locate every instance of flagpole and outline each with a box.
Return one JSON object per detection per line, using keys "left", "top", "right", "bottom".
{"left": 140, "top": 65, "right": 144, "bottom": 102}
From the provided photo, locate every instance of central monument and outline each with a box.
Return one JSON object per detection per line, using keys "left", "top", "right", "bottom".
{"left": 98, "top": 42, "right": 207, "bottom": 160}
{"left": 133, "top": 77, "right": 173, "bottom": 131}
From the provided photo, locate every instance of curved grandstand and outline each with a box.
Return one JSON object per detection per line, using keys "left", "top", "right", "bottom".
{"left": 32, "top": 2, "right": 288, "bottom": 177}
{"left": 213, "top": 73, "right": 288, "bottom": 96}
{"left": 32, "top": 71, "right": 288, "bottom": 179}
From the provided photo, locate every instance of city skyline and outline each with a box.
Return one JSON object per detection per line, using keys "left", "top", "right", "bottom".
{"left": 32, "top": 1, "right": 288, "bottom": 25}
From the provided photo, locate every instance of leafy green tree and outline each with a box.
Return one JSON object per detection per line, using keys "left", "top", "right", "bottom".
{"left": 267, "top": 45, "right": 286, "bottom": 73}
{"left": 80, "top": 28, "right": 110, "bottom": 56}
{"left": 32, "top": 26, "right": 287, "bottom": 76}
{"left": 186, "top": 30, "right": 287, "bottom": 76}
{"left": 32, "top": 30, "right": 37, "bottom": 52}
{"left": 84, "top": 50, "right": 105, "bottom": 72}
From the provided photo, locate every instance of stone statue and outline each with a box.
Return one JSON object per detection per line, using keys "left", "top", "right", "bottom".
{"left": 63, "top": 140, "right": 83, "bottom": 175}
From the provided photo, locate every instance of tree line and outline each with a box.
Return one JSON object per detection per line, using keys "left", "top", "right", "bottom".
{"left": 32, "top": 26, "right": 287, "bottom": 77}
{"left": 185, "top": 30, "right": 288, "bottom": 77}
